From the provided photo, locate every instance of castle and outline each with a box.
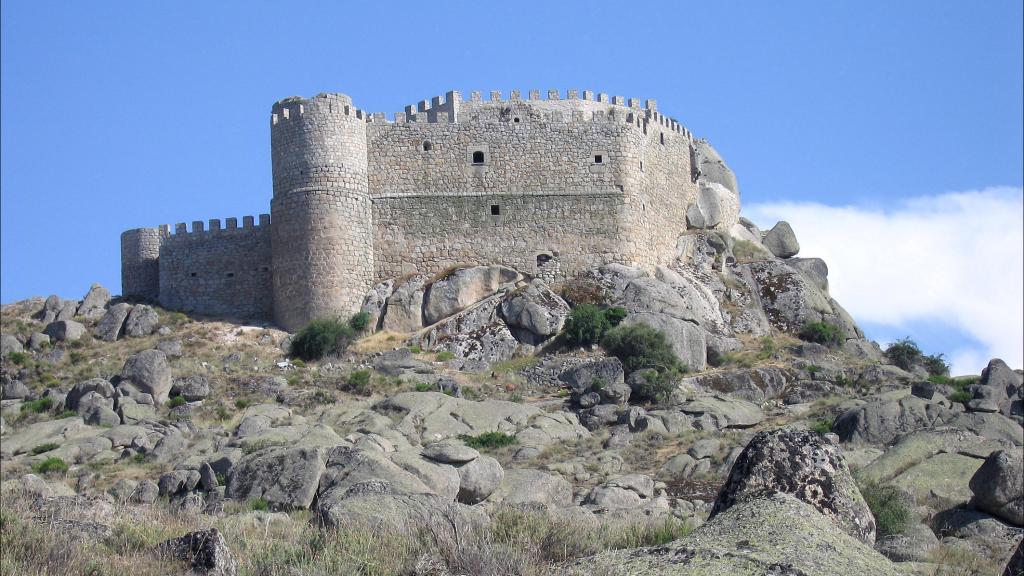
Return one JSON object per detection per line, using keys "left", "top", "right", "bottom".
{"left": 121, "top": 89, "right": 739, "bottom": 331}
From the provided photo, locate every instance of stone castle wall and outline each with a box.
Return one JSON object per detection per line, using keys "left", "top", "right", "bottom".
{"left": 121, "top": 89, "right": 702, "bottom": 329}
{"left": 157, "top": 217, "right": 273, "bottom": 320}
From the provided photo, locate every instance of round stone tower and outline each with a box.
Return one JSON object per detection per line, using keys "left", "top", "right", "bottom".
{"left": 270, "top": 93, "right": 373, "bottom": 331}
{"left": 121, "top": 226, "right": 166, "bottom": 301}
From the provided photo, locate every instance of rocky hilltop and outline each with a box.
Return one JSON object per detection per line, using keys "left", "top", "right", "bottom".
{"left": 2, "top": 217, "right": 1022, "bottom": 575}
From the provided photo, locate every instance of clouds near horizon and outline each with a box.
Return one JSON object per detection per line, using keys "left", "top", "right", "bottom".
{"left": 744, "top": 187, "right": 1024, "bottom": 376}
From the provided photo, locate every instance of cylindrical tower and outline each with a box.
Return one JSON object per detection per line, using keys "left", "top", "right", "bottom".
{"left": 270, "top": 93, "right": 373, "bottom": 331}
{"left": 121, "top": 226, "right": 166, "bottom": 300}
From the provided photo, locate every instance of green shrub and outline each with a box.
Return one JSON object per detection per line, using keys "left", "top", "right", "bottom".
{"left": 290, "top": 358, "right": 306, "bottom": 368}
{"left": 20, "top": 397, "right": 53, "bottom": 414}
{"left": 920, "top": 353, "right": 949, "bottom": 377}
{"left": 414, "top": 382, "right": 433, "bottom": 392}
{"left": 435, "top": 351, "right": 455, "bottom": 361}
{"left": 799, "top": 321, "right": 843, "bottom": 347}
{"left": 234, "top": 398, "right": 250, "bottom": 410}
{"left": 604, "top": 306, "right": 627, "bottom": 327}
{"left": 859, "top": 481, "right": 911, "bottom": 537}
{"left": 460, "top": 431, "right": 518, "bottom": 450}
{"left": 167, "top": 395, "right": 186, "bottom": 408}
{"left": 564, "top": 304, "right": 612, "bottom": 346}
{"left": 601, "top": 323, "right": 684, "bottom": 376}
{"left": 949, "top": 389, "right": 972, "bottom": 404}
{"left": 31, "top": 443, "right": 60, "bottom": 455}
{"left": 251, "top": 497, "right": 270, "bottom": 512}
{"left": 56, "top": 410, "right": 77, "bottom": 419}
{"left": 884, "top": 338, "right": 922, "bottom": 371}
{"left": 409, "top": 345, "right": 423, "bottom": 354}
{"left": 348, "top": 311, "right": 371, "bottom": 332}
{"left": 34, "top": 457, "right": 68, "bottom": 475}
{"left": 806, "top": 364, "right": 823, "bottom": 379}
{"left": 6, "top": 351, "right": 28, "bottom": 366}
{"left": 810, "top": 419, "right": 833, "bottom": 435}
{"left": 629, "top": 368, "right": 677, "bottom": 404}
{"left": 289, "top": 318, "right": 356, "bottom": 360}
{"left": 342, "top": 370, "right": 372, "bottom": 395}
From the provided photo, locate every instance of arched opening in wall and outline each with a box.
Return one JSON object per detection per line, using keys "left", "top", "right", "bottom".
{"left": 423, "top": 141, "right": 432, "bottom": 151}
{"left": 513, "top": 117, "right": 520, "bottom": 123}
{"left": 594, "top": 154, "right": 603, "bottom": 164}
{"left": 472, "top": 150, "right": 485, "bottom": 165}
{"left": 536, "top": 253, "right": 553, "bottom": 267}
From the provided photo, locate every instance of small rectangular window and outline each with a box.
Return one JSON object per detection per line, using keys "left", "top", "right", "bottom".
{"left": 490, "top": 204, "right": 500, "bottom": 216}
{"left": 594, "top": 155, "right": 603, "bottom": 164}
{"left": 190, "top": 272, "right": 198, "bottom": 277}
{"left": 226, "top": 272, "right": 235, "bottom": 278}
{"left": 472, "top": 151, "right": 485, "bottom": 165}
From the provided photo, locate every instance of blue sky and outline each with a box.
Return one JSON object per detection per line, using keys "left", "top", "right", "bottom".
{"left": 2, "top": 1, "right": 1022, "bottom": 372}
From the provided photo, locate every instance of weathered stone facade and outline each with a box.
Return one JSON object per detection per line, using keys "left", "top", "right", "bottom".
{"left": 122, "top": 89, "right": 733, "bottom": 331}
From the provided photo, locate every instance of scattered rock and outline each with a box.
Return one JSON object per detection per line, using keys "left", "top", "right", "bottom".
{"left": 456, "top": 454, "right": 503, "bottom": 504}
{"left": 227, "top": 446, "right": 325, "bottom": 510}
{"left": 121, "top": 350, "right": 172, "bottom": 404}
{"left": 761, "top": 221, "right": 800, "bottom": 258}
{"left": 76, "top": 283, "right": 111, "bottom": 319}
{"left": 1, "top": 334, "right": 24, "bottom": 357}
{"left": 171, "top": 375, "right": 211, "bottom": 402}
{"left": 421, "top": 441, "right": 479, "bottom": 464}
{"left": 970, "top": 449, "right": 1023, "bottom": 526}
{"left": 124, "top": 304, "right": 159, "bottom": 337}
{"left": 95, "top": 303, "right": 132, "bottom": 341}
{"left": 158, "top": 528, "right": 237, "bottom": 576}
{"left": 43, "top": 320, "right": 87, "bottom": 342}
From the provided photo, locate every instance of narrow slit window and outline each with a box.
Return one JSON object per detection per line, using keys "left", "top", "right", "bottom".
{"left": 490, "top": 204, "right": 500, "bottom": 216}
{"left": 472, "top": 150, "right": 485, "bottom": 165}
{"left": 190, "top": 272, "right": 198, "bottom": 278}
{"left": 594, "top": 154, "right": 603, "bottom": 164}
{"left": 660, "top": 133, "right": 665, "bottom": 145}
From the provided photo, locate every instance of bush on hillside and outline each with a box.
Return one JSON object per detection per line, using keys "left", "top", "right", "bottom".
{"left": 563, "top": 305, "right": 629, "bottom": 347}
{"left": 598, "top": 319, "right": 684, "bottom": 397}
{"left": 290, "top": 317, "right": 360, "bottom": 360}
{"left": 799, "top": 321, "right": 843, "bottom": 347}
{"left": 348, "top": 311, "right": 371, "bottom": 332}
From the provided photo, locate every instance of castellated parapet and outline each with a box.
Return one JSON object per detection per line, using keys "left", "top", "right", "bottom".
{"left": 122, "top": 88, "right": 732, "bottom": 331}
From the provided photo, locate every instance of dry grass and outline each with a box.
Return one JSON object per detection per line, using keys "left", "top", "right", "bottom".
{"left": 348, "top": 330, "right": 406, "bottom": 354}
{"left": 0, "top": 485, "right": 693, "bottom": 576}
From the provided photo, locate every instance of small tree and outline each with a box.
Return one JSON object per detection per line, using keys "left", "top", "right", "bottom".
{"left": 884, "top": 338, "right": 923, "bottom": 371}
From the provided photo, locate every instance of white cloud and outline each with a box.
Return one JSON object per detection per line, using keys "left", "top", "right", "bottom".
{"left": 743, "top": 187, "right": 1024, "bottom": 375}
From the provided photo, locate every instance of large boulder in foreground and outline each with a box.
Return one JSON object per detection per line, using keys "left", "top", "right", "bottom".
{"left": 711, "top": 427, "right": 876, "bottom": 544}
{"left": 970, "top": 449, "right": 1023, "bottom": 526}
{"left": 557, "top": 493, "right": 905, "bottom": 576}
{"left": 158, "top": 528, "right": 236, "bottom": 576}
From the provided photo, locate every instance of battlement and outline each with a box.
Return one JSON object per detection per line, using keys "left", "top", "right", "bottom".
{"left": 159, "top": 214, "right": 271, "bottom": 239}
{"left": 271, "top": 93, "right": 369, "bottom": 125}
